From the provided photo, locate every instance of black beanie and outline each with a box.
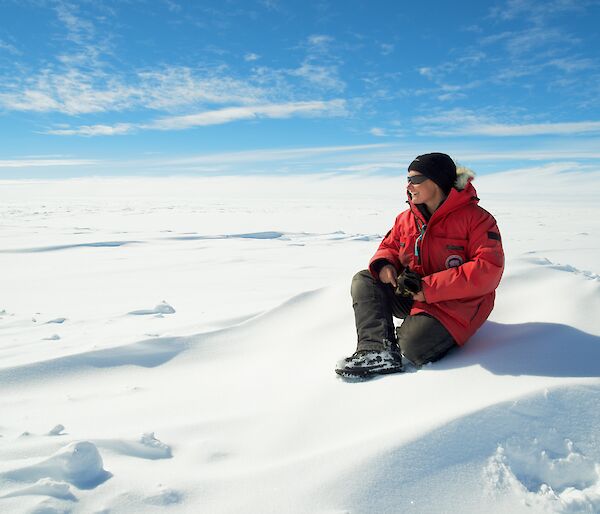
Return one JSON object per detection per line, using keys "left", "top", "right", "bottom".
{"left": 408, "top": 152, "right": 457, "bottom": 195}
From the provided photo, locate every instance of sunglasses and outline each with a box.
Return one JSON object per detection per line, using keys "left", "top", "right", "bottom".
{"left": 407, "top": 175, "right": 429, "bottom": 185}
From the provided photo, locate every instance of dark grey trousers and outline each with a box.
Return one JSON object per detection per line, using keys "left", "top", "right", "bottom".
{"left": 351, "top": 270, "right": 457, "bottom": 366}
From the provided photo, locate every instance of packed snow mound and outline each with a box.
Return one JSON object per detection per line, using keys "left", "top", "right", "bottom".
{"left": 1, "top": 478, "right": 76, "bottom": 501}
{"left": 47, "top": 425, "right": 65, "bottom": 436}
{"left": 1, "top": 441, "right": 111, "bottom": 490}
{"left": 127, "top": 301, "right": 176, "bottom": 315}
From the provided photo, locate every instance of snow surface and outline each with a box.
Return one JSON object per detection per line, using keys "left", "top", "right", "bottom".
{"left": 1, "top": 165, "right": 599, "bottom": 513}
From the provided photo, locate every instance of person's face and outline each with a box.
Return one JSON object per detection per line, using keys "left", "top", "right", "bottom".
{"left": 407, "top": 171, "right": 442, "bottom": 205}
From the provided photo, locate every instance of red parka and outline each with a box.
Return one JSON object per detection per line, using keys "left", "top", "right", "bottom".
{"left": 368, "top": 178, "right": 504, "bottom": 345}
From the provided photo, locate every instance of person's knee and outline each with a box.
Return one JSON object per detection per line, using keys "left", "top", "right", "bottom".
{"left": 351, "top": 270, "right": 375, "bottom": 300}
{"left": 399, "top": 338, "right": 432, "bottom": 366}
{"left": 396, "top": 314, "right": 456, "bottom": 366}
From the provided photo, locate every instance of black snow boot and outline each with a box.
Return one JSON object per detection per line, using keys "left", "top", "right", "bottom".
{"left": 335, "top": 339, "right": 403, "bottom": 378}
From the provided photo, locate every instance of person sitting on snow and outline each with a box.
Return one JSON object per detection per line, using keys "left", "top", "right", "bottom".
{"left": 336, "top": 152, "right": 505, "bottom": 378}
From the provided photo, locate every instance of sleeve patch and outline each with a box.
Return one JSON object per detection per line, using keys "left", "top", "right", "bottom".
{"left": 488, "top": 231, "right": 501, "bottom": 241}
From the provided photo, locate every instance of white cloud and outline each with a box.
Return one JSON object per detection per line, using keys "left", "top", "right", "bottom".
{"left": 462, "top": 24, "right": 483, "bottom": 33}
{"left": 46, "top": 100, "right": 348, "bottom": 136}
{"left": 164, "top": 0, "right": 182, "bottom": 13}
{"left": 138, "top": 67, "right": 266, "bottom": 108}
{"left": 54, "top": 1, "right": 96, "bottom": 46}
{"left": 369, "top": 127, "right": 386, "bottom": 137}
{"left": 289, "top": 62, "right": 346, "bottom": 92}
{"left": 0, "top": 39, "right": 21, "bottom": 55}
{"left": 260, "top": 0, "right": 281, "bottom": 10}
{"left": 468, "top": 121, "right": 600, "bottom": 137}
{"left": 489, "top": 0, "right": 589, "bottom": 22}
{"left": 0, "top": 158, "right": 96, "bottom": 168}
{"left": 47, "top": 123, "right": 134, "bottom": 136}
{"left": 547, "top": 57, "right": 596, "bottom": 72}
{"left": 0, "top": 5, "right": 350, "bottom": 128}
{"left": 505, "top": 27, "right": 578, "bottom": 56}
{"left": 159, "top": 143, "right": 391, "bottom": 166}
{"left": 414, "top": 108, "right": 494, "bottom": 127}
{"left": 0, "top": 69, "right": 139, "bottom": 115}
{"left": 416, "top": 111, "right": 600, "bottom": 136}
{"left": 307, "top": 35, "right": 334, "bottom": 49}
{"left": 0, "top": 66, "right": 271, "bottom": 115}
{"left": 334, "top": 162, "right": 403, "bottom": 172}
{"left": 437, "top": 92, "right": 467, "bottom": 102}
{"left": 147, "top": 101, "right": 346, "bottom": 130}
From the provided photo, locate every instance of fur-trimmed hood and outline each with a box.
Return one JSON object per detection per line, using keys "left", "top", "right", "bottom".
{"left": 454, "top": 165, "right": 476, "bottom": 191}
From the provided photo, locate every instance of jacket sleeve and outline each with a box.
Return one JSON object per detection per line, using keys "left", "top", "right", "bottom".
{"left": 421, "top": 211, "right": 504, "bottom": 303}
{"left": 368, "top": 216, "right": 403, "bottom": 279}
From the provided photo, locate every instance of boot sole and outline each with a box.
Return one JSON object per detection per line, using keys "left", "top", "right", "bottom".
{"left": 335, "top": 365, "right": 403, "bottom": 378}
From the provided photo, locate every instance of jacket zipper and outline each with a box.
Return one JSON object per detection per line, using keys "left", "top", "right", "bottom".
{"left": 408, "top": 201, "right": 428, "bottom": 266}
{"left": 415, "top": 222, "right": 427, "bottom": 265}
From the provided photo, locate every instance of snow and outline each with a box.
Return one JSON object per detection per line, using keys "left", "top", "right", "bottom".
{"left": 0, "top": 166, "right": 599, "bottom": 513}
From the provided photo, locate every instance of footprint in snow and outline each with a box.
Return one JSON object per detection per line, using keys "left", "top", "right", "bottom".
{"left": 93, "top": 432, "right": 172, "bottom": 460}
{"left": 144, "top": 487, "right": 184, "bottom": 506}
{"left": 485, "top": 433, "right": 600, "bottom": 512}
{"left": 42, "top": 334, "right": 61, "bottom": 341}
{"left": 127, "top": 301, "right": 175, "bottom": 316}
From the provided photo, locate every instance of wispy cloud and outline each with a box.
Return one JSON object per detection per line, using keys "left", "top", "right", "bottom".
{"left": 414, "top": 0, "right": 597, "bottom": 107}
{"left": 306, "top": 34, "right": 334, "bottom": 53}
{"left": 369, "top": 127, "right": 386, "bottom": 137}
{"left": 460, "top": 121, "right": 600, "bottom": 137}
{"left": 259, "top": 0, "right": 281, "bottom": 11}
{"left": 158, "top": 143, "right": 391, "bottom": 166}
{"left": 333, "top": 162, "right": 403, "bottom": 172}
{"left": 288, "top": 63, "right": 346, "bottom": 92}
{"left": 46, "top": 100, "right": 348, "bottom": 136}
{"left": 0, "top": 158, "right": 97, "bottom": 168}
{"left": 0, "top": 39, "right": 21, "bottom": 55}
{"left": 415, "top": 109, "right": 600, "bottom": 136}
{"left": 146, "top": 100, "right": 347, "bottom": 130}
{"left": 0, "top": 66, "right": 270, "bottom": 115}
{"left": 55, "top": 1, "right": 96, "bottom": 47}
{"left": 0, "top": 6, "right": 349, "bottom": 133}
{"left": 489, "top": 0, "right": 591, "bottom": 22}
{"left": 47, "top": 123, "right": 134, "bottom": 136}
{"left": 163, "top": 0, "right": 182, "bottom": 13}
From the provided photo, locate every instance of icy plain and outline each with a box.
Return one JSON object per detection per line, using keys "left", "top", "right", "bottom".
{"left": 1, "top": 164, "right": 599, "bottom": 513}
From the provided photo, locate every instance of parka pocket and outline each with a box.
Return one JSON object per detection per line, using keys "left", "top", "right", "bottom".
{"left": 429, "top": 237, "right": 468, "bottom": 272}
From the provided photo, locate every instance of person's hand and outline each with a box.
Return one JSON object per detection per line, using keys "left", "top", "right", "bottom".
{"left": 378, "top": 264, "right": 398, "bottom": 287}
{"left": 395, "top": 267, "right": 422, "bottom": 297}
{"left": 412, "top": 291, "right": 426, "bottom": 302}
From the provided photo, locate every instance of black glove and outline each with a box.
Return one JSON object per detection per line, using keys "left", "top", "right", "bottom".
{"left": 395, "top": 267, "right": 422, "bottom": 297}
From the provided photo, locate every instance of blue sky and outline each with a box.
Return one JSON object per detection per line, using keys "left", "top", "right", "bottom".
{"left": 1, "top": 0, "right": 599, "bottom": 178}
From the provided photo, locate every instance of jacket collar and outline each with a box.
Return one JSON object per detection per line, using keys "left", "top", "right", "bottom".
{"left": 407, "top": 181, "right": 479, "bottom": 226}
